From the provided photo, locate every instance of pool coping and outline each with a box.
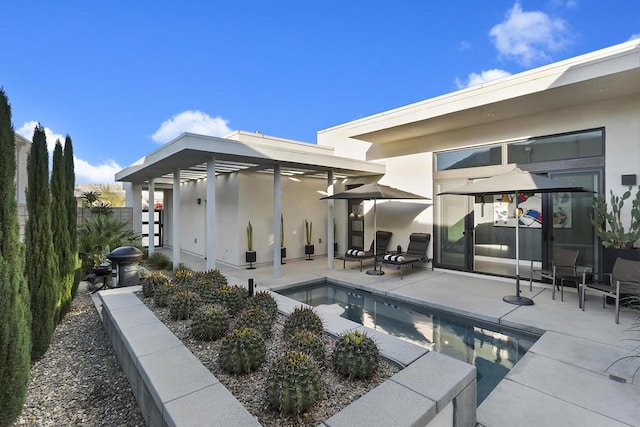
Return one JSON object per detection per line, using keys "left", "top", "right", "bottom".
{"left": 99, "top": 286, "right": 477, "bottom": 426}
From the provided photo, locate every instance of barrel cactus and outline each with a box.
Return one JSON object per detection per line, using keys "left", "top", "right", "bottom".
{"left": 218, "top": 327, "right": 266, "bottom": 374}
{"left": 154, "top": 282, "right": 177, "bottom": 307}
{"left": 196, "top": 268, "right": 228, "bottom": 287}
{"left": 191, "top": 305, "right": 229, "bottom": 341}
{"left": 282, "top": 306, "right": 323, "bottom": 338}
{"left": 195, "top": 278, "right": 220, "bottom": 305}
{"left": 287, "top": 329, "right": 326, "bottom": 365}
{"left": 247, "top": 291, "right": 278, "bottom": 321}
{"left": 236, "top": 307, "right": 273, "bottom": 337}
{"left": 169, "top": 290, "right": 202, "bottom": 320}
{"left": 213, "top": 285, "right": 248, "bottom": 316}
{"left": 173, "top": 268, "right": 195, "bottom": 291}
{"left": 142, "top": 271, "right": 169, "bottom": 298}
{"left": 332, "top": 330, "right": 380, "bottom": 379}
{"left": 266, "top": 350, "right": 320, "bottom": 414}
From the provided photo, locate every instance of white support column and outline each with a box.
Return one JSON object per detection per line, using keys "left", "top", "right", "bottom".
{"left": 129, "top": 182, "right": 143, "bottom": 236}
{"left": 273, "top": 165, "right": 281, "bottom": 279}
{"left": 327, "top": 170, "right": 335, "bottom": 269}
{"left": 148, "top": 178, "right": 155, "bottom": 255}
{"left": 172, "top": 169, "right": 181, "bottom": 268}
{"left": 206, "top": 157, "right": 216, "bottom": 270}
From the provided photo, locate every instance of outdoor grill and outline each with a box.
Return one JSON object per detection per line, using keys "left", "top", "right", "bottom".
{"left": 107, "top": 246, "right": 143, "bottom": 287}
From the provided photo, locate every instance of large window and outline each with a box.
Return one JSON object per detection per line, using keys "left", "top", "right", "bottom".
{"left": 507, "top": 129, "right": 603, "bottom": 165}
{"left": 435, "top": 144, "right": 502, "bottom": 171}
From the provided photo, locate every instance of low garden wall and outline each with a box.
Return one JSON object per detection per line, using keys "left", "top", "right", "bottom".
{"left": 99, "top": 289, "right": 476, "bottom": 426}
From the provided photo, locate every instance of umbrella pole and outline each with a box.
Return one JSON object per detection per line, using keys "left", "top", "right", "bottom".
{"left": 366, "top": 199, "right": 384, "bottom": 276}
{"left": 503, "top": 191, "right": 534, "bottom": 306}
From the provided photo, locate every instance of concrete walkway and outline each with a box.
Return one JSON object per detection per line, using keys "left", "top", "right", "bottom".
{"left": 145, "top": 252, "right": 640, "bottom": 426}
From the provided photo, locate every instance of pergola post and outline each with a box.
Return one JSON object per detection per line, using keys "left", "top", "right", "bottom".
{"left": 273, "top": 164, "right": 281, "bottom": 278}
{"left": 148, "top": 178, "right": 155, "bottom": 255}
{"left": 172, "top": 169, "right": 181, "bottom": 268}
{"left": 206, "top": 157, "right": 216, "bottom": 270}
{"left": 327, "top": 170, "right": 335, "bottom": 269}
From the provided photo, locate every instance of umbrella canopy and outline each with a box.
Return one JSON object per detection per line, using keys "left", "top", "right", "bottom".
{"left": 322, "top": 182, "right": 430, "bottom": 201}
{"left": 322, "top": 183, "right": 430, "bottom": 275}
{"left": 438, "top": 168, "right": 593, "bottom": 306}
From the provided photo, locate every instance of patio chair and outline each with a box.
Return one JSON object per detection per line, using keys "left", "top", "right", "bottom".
{"left": 380, "top": 233, "right": 432, "bottom": 279}
{"left": 529, "top": 247, "right": 579, "bottom": 301}
{"left": 581, "top": 257, "right": 640, "bottom": 324}
{"left": 340, "top": 230, "right": 392, "bottom": 271}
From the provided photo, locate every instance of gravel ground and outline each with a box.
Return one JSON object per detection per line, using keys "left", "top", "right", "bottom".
{"left": 13, "top": 285, "right": 145, "bottom": 426}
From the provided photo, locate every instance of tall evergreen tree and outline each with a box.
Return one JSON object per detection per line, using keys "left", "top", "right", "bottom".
{"left": 64, "top": 136, "right": 81, "bottom": 299}
{"left": 25, "top": 123, "right": 58, "bottom": 360}
{"left": 51, "top": 140, "right": 73, "bottom": 321}
{"left": 0, "top": 88, "right": 31, "bottom": 426}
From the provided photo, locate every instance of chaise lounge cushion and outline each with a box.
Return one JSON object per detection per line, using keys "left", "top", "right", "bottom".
{"left": 346, "top": 249, "right": 366, "bottom": 257}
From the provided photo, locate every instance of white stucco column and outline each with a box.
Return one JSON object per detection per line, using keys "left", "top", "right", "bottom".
{"left": 273, "top": 164, "right": 281, "bottom": 279}
{"left": 327, "top": 170, "right": 335, "bottom": 269}
{"left": 172, "top": 169, "right": 181, "bottom": 268}
{"left": 148, "top": 178, "right": 155, "bottom": 255}
{"left": 129, "top": 182, "right": 143, "bottom": 236}
{"left": 206, "top": 157, "right": 216, "bottom": 270}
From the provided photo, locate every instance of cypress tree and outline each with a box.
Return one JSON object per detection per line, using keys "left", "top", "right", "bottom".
{"left": 25, "top": 123, "right": 59, "bottom": 360}
{"left": 64, "top": 136, "right": 82, "bottom": 299}
{"left": 0, "top": 88, "right": 31, "bottom": 426}
{"left": 51, "top": 140, "right": 73, "bottom": 321}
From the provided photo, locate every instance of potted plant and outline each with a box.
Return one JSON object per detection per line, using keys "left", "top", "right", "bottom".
{"left": 591, "top": 185, "right": 640, "bottom": 272}
{"left": 280, "top": 214, "right": 286, "bottom": 264}
{"left": 245, "top": 221, "right": 256, "bottom": 269}
{"left": 304, "top": 220, "right": 314, "bottom": 260}
{"left": 333, "top": 219, "right": 339, "bottom": 256}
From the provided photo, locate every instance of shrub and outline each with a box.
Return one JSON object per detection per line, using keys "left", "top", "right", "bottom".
{"left": 266, "top": 350, "right": 320, "bottom": 414}
{"left": 282, "top": 306, "right": 323, "bottom": 338}
{"left": 169, "top": 290, "right": 201, "bottom": 320}
{"left": 146, "top": 252, "right": 172, "bottom": 270}
{"left": 332, "top": 330, "right": 380, "bottom": 379}
{"left": 191, "top": 305, "right": 229, "bottom": 341}
{"left": 218, "top": 327, "right": 266, "bottom": 374}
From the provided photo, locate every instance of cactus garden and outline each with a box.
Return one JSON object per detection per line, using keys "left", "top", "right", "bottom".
{"left": 136, "top": 269, "right": 399, "bottom": 426}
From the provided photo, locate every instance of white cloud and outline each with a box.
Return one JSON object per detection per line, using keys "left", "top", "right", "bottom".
{"left": 489, "top": 2, "right": 571, "bottom": 66}
{"left": 456, "top": 69, "right": 512, "bottom": 89}
{"left": 74, "top": 157, "right": 123, "bottom": 184}
{"left": 151, "top": 110, "right": 233, "bottom": 144}
{"left": 16, "top": 121, "right": 64, "bottom": 153}
{"left": 458, "top": 40, "right": 471, "bottom": 51}
{"left": 16, "top": 120, "right": 121, "bottom": 184}
{"left": 629, "top": 33, "right": 640, "bottom": 41}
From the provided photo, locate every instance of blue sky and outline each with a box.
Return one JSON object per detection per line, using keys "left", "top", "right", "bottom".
{"left": 1, "top": 1, "right": 638, "bottom": 184}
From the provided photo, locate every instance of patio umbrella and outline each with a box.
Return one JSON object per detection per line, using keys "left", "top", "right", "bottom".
{"left": 322, "top": 183, "right": 431, "bottom": 275}
{"left": 437, "top": 168, "right": 592, "bottom": 306}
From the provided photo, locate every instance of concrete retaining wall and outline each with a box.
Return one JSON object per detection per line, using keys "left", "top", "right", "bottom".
{"left": 100, "top": 290, "right": 476, "bottom": 426}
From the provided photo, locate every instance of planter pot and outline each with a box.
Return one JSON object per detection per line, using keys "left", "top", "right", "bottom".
{"left": 280, "top": 247, "right": 286, "bottom": 264}
{"left": 245, "top": 251, "right": 256, "bottom": 269}
{"left": 334, "top": 242, "right": 339, "bottom": 257}
{"left": 305, "top": 244, "right": 314, "bottom": 260}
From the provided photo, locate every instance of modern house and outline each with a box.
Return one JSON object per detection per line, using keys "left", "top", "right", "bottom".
{"left": 116, "top": 39, "right": 640, "bottom": 279}
{"left": 15, "top": 132, "right": 30, "bottom": 238}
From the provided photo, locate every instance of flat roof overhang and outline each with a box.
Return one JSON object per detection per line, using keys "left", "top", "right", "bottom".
{"left": 328, "top": 40, "right": 640, "bottom": 147}
{"left": 115, "top": 132, "right": 385, "bottom": 186}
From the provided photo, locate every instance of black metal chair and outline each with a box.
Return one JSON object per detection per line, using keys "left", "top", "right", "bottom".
{"left": 380, "top": 233, "right": 432, "bottom": 279}
{"left": 529, "top": 247, "right": 579, "bottom": 301}
{"left": 581, "top": 257, "right": 640, "bottom": 324}
{"left": 341, "top": 231, "right": 393, "bottom": 271}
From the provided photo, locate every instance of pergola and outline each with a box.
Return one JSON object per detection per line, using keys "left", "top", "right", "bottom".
{"left": 115, "top": 132, "right": 385, "bottom": 278}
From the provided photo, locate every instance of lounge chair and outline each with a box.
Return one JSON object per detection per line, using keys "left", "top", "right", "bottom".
{"left": 529, "top": 247, "right": 579, "bottom": 301}
{"left": 380, "top": 233, "right": 431, "bottom": 279}
{"left": 340, "top": 231, "right": 393, "bottom": 271}
{"left": 581, "top": 257, "right": 640, "bottom": 324}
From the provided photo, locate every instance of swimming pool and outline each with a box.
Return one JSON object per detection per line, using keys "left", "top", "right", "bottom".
{"left": 278, "top": 281, "right": 539, "bottom": 405}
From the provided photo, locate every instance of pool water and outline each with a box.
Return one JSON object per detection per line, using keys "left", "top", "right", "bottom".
{"left": 278, "top": 282, "right": 539, "bottom": 405}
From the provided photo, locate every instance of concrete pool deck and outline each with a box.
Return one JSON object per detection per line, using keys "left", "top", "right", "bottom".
{"left": 100, "top": 251, "right": 640, "bottom": 426}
